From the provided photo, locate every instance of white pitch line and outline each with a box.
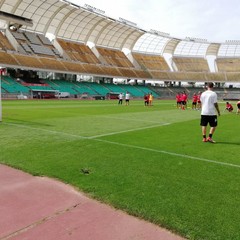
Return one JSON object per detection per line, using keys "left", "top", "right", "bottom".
{"left": 93, "top": 138, "right": 240, "bottom": 169}
{"left": 3, "top": 122, "right": 240, "bottom": 169}
{"left": 99, "top": 115, "right": 165, "bottom": 124}
{"left": 4, "top": 122, "right": 88, "bottom": 140}
{"left": 89, "top": 123, "right": 170, "bottom": 139}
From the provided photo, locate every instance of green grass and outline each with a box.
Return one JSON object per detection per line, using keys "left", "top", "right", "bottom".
{"left": 1, "top": 99, "right": 240, "bottom": 240}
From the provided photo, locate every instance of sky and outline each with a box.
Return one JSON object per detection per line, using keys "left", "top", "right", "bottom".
{"left": 69, "top": 0, "right": 240, "bottom": 43}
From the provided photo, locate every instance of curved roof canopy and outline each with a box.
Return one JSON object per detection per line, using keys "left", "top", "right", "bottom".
{"left": 1, "top": 0, "right": 240, "bottom": 59}
{"left": 0, "top": 0, "right": 144, "bottom": 50}
{"left": 173, "top": 40, "right": 210, "bottom": 57}
{"left": 218, "top": 43, "right": 240, "bottom": 57}
{"left": 133, "top": 33, "right": 172, "bottom": 55}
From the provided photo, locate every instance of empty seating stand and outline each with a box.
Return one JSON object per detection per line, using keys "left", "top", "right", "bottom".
{"left": 0, "top": 31, "right": 15, "bottom": 51}
{"left": 12, "top": 30, "right": 60, "bottom": 58}
{"left": 132, "top": 52, "right": 170, "bottom": 71}
{"left": 57, "top": 38, "right": 100, "bottom": 64}
{"left": 96, "top": 47, "right": 134, "bottom": 68}
{"left": 1, "top": 76, "right": 29, "bottom": 94}
{"left": 216, "top": 58, "right": 240, "bottom": 72}
{"left": 172, "top": 57, "right": 210, "bottom": 72}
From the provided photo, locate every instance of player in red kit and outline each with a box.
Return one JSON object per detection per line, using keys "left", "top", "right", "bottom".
{"left": 192, "top": 93, "right": 198, "bottom": 110}
{"left": 236, "top": 100, "right": 240, "bottom": 114}
{"left": 181, "top": 92, "right": 188, "bottom": 110}
{"left": 176, "top": 93, "right": 181, "bottom": 109}
{"left": 225, "top": 102, "right": 233, "bottom": 112}
{"left": 197, "top": 91, "right": 202, "bottom": 110}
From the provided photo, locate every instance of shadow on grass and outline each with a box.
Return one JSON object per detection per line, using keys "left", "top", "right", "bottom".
{"left": 217, "top": 141, "right": 240, "bottom": 146}
{"left": 4, "top": 118, "right": 52, "bottom": 127}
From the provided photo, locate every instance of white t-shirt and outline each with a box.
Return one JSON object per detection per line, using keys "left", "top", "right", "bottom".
{"left": 200, "top": 90, "right": 217, "bottom": 115}
{"left": 119, "top": 93, "right": 123, "bottom": 99}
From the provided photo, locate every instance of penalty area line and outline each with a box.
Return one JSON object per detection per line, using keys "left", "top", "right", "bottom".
{"left": 89, "top": 123, "right": 170, "bottom": 139}
{"left": 3, "top": 122, "right": 89, "bottom": 140}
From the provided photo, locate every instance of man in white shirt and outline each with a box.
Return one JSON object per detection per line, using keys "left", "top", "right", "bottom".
{"left": 118, "top": 93, "right": 123, "bottom": 105}
{"left": 200, "top": 82, "right": 220, "bottom": 143}
{"left": 125, "top": 91, "right": 130, "bottom": 106}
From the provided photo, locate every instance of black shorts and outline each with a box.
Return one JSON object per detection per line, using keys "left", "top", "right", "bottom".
{"left": 200, "top": 115, "right": 218, "bottom": 127}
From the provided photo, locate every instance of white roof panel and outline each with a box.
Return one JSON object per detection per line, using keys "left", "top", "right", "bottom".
{"left": 174, "top": 41, "right": 210, "bottom": 56}
{"left": 218, "top": 44, "right": 240, "bottom": 57}
{"left": 0, "top": 0, "right": 143, "bottom": 50}
{"left": 133, "top": 33, "right": 171, "bottom": 55}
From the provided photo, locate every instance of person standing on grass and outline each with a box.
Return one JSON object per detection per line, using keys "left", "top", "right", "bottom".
{"left": 125, "top": 91, "right": 130, "bottom": 105}
{"left": 118, "top": 93, "right": 123, "bottom": 105}
{"left": 181, "top": 91, "right": 188, "bottom": 110}
{"left": 200, "top": 82, "right": 220, "bottom": 143}
{"left": 197, "top": 91, "right": 202, "bottom": 110}
{"left": 192, "top": 92, "right": 198, "bottom": 110}
{"left": 144, "top": 94, "right": 149, "bottom": 106}
{"left": 149, "top": 93, "right": 153, "bottom": 106}
{"left": 176, "top": 92, "right": 181, "bottom": 109}
{"left": 236, "top": 100, "right": 240, "bottom": 114}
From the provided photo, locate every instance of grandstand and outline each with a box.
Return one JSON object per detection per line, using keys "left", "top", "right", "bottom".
{"left": 96, "top": 47, "right": 134, "bottom": 68}
{"left": 0, "top": 0, "right": 240, "bottom": 99}
{"left": 1, "top": 76, "right": 29, "bottom": 94}
{"left": 132, "top": 52, "right": 170, "bottom": 71}
{"left": 1, "top": 74, "right": 159, "bottom": 99}
{"left": 57, "top": 39, "right": 100, "bottom": 64}
{"left": 0, "top": 31, "right": 15, "bottom": 51}
{"left": 172, "top": 57, "right": 210, "bottom": 72}
{"left": 216, "top": 58, "right": 240, "bottom": 72}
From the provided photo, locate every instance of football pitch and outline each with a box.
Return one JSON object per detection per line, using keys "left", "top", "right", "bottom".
{"left": 0, "top": 99, "right": 240, "bottom": 240}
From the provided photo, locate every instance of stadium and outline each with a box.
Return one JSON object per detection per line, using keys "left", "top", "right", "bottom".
{"left": 0, "top": 0, "right": 240, "bottom": 239}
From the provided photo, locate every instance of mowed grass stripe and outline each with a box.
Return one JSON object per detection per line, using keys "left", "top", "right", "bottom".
{"left": 3, "top": 122, "right": 240, "bottom": 169}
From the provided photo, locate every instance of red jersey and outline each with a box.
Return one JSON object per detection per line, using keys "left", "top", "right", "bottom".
{"left": 197, "top": 94, "right": 201, "bottom": 102}
{"left": 192, "top": 95, "right": 198, "bottom": 103}
{"left": 181, "top": 93, "right": 187, "bottom": 101}
{"left": 176, "top": 94, "right": 181, "bottom": 102}
{"left": 226, "top": 103, "right": 233, "bottom": 109}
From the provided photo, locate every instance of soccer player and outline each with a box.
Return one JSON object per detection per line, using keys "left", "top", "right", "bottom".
{"left": 225, "top": 102, "right": 233, "bottom": 112}
{"left": 118, "top": 93, "right": 123, "bottom": 105}
{"left": 181, "top": 91, "right": 188, "bottom": 110}
{"left": 148, "top": 93, "right": 153, "bottom": 106}
{"left": 144, "top": 94, "right": 149, "bottom": 106}
{"left": 197, "top": 91, "right": 202, "bottom": 110}
{"left": 192, "top": 92, "right": 198, "bottom": 110}
{"left": 200, "top": 82, "right": 220, "bottom": 143}
{"left": 125, "top": 91, "right": 130, "bottom": 106}
{"left": 236, "top": 100, "right": 240, "bottom": 114}
{"left": 176, "top": 92, "right": 181, "bottom": 109}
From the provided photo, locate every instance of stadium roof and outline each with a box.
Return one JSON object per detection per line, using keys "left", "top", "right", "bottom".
{"left": 1, "top": 0, "right": 240, "bottom": 59}
{"left": 0, "top": 0, "right": 144, "bottom": 50}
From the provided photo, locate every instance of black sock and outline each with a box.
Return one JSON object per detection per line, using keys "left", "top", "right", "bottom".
{"left": 209, "top": 134, "right": 213, "bottom": 138}
{"left": 203, "top": 135, "right": 206, "bottom": 138}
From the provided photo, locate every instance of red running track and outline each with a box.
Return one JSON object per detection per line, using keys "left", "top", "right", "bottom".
{"left": 0, "top": 164, "right": 184, "bottom": 240}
